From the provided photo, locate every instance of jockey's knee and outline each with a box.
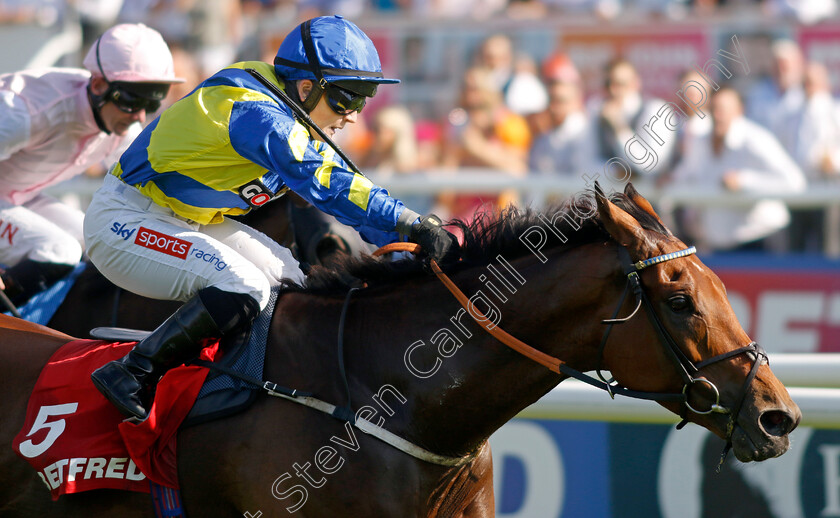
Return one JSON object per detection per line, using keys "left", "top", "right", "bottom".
{"left": 207, "top": 259, "right": 272, "bottom": 310}
{"left": 197, "top": 286, "right": 260, "bottom": 334}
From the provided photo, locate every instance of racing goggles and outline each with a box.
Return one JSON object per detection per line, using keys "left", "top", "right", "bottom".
{"left": 324, "top": 80, "right": 377, "bottom": 116}
{"left": 105, "top": 82, "right": 169, "bottom": 114}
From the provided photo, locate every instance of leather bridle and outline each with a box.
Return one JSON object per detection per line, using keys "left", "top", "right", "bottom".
{"left": 596, "top": 246, "right": 766, "bottom": 467}
{"left": 374, "top": 242, "right": 767, "bottom": 468}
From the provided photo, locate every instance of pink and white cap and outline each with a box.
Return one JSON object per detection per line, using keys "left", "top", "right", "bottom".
{"left": 83, "top": 23, "right": 184, "bottom": 84}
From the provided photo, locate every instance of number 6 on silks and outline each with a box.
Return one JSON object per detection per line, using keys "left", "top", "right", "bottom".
{"left": 18, "top": 403, "right": 78, "bottom": 458}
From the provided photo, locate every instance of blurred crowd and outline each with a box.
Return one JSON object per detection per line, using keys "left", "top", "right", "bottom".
{"left": 3, "top": 0, "right": 840, "bottom": 26}
{"left": 2, "top": 0, "right": 839, "bottom": 254}
{"left": 363, "top": 34, "right": 840, "bottom": 255}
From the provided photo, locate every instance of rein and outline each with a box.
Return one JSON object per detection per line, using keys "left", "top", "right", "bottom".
{"left": 374, "top": 241, "right": 766, "bottom": 469}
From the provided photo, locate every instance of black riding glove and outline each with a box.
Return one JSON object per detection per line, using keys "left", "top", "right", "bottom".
{"left": 409, "top": 214, "right": 460, "bottom": 268}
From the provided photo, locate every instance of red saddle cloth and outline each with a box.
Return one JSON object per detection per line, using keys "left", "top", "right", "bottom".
{"left": 12, "top": 338, "right": 218, "bottom": 500}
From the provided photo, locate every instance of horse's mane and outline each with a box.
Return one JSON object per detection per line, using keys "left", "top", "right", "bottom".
{"left": 281, "top": 191, "right": 670, "bottom": 296}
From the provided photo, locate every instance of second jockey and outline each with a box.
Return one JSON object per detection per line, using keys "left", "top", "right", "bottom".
{"left": 0, "top": 24, "right": 183, "bottom": 306}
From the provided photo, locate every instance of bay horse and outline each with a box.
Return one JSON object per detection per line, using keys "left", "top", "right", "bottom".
{"left": 0, "top": 185, "right": 800, "bottom": 517}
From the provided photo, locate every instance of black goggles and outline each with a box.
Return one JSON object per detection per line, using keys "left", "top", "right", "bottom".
{"left": 105, "top": 82, "right": 169, "bottom": 114}
{"left": 324, "top": 84, "right": 368, "bottom": 116}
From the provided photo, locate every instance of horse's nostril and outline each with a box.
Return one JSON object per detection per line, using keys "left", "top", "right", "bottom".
{"left": 760, "top": 410, "right": 795, "bottom": 437}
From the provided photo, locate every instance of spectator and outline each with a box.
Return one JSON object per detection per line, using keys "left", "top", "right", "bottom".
{"left": 0, "top": 24, "right": 182, "bottom": 305}
{"left": 190, "top": 0, "right": 243, "bottom": 77}
{"left": 785, "top": 61, "right": 840, "bottom": 252}
{"left": 764, "top": 0, "right": 837, "bottom": 24}
{"left": 426, "top": 0, "right": 507, "bottom": 19}
{"left": 75, "top": 0, "right": 125, "bottom": 47}
{"left": 0, "top": 0, "right": 62, "bottom": 25}
{"left": 361, "top": 105, "right": 419, "bottom": 175}
{"left": 118, "top": 0, "right": 193, "bottom": 48}
{"left": 415, "top": 119, "right": 443, "bottom": 170}
{"left": 475, "top": 33, "right": 548, "bottom": 117}
{"left": 529, "top": 52, "right": 582, "bottom": 136}
{"left": 541, "top": 52, "right": 582, "bottom": 91}
{"left": 791, "top": 62, "right": 840, "bottom": 179}
{"left": 659, "top": 69, "right": 715, "bottom": 241}
{"left": 505, "top": 0, "right": 549, "bottom": 18}
{"left": 298, "top": 0, "right": 366, "bottom": 18}
{"left": 529, "top": 78, "right": 597, "bottom": 177}
{"left": 364, "top": 105, "right": 435, "bottom": 215}
{"left": 670, "top": 86, "right": 806, "bottom": 252}
{"left": 441, "top": 66, "right": 531, "bottom": 175}
{"left": 439, "top": 66, "right": 531, "bottom": 223}
{"left": 746, "top": 39, "right": 805, "bottom": 141}
{"left": 542, "top": 0, "right": 621, "bottom": 18}
{"left": 662, "top": 68, "right": 714, "bottom": 179}
{"left": 590, "top": 58, "right": 676, "bottom": 180}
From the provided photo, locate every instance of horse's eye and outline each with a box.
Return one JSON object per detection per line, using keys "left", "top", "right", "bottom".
{"left": 669, "top": 295, "right": 691, "bottom": 313}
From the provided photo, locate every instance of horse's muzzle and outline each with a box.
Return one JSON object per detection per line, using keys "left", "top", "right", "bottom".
{"left": 731, "top": 405, "right": 801, "bottom": 462}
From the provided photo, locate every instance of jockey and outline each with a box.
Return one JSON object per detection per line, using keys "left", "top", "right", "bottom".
{"left": 0, "top": 23, "right": 182, "bottom": 307}
{"left": 86, "top": 15, "right": 460, "bottom": 420}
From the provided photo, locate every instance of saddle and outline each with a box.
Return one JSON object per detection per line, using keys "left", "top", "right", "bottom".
{"left": 89, "top": 287, "right": 281, "bottom": 427}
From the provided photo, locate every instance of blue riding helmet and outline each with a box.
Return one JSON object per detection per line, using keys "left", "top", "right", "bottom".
{"left": 274, "top": 15, "right": 399, "bottom": 86}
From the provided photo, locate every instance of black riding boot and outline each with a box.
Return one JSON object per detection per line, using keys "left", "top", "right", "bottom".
{"left": 91, "top": 288, "right": 259, "bottom": 419}
{"left": 1, "top": 259, "right": 74, "bottom": 306}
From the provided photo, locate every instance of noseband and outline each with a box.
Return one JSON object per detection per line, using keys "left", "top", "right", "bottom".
{"left": 374, "top": 242, "right": 767, "bottom": 469}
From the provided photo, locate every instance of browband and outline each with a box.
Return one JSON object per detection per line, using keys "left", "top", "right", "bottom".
{"left": 633, "top": 246, "right": 697, "bottom": 271}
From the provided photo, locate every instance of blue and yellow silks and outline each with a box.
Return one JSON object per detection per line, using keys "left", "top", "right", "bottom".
{"left": 114, "top": 61, "right": 405, "bottom": 247}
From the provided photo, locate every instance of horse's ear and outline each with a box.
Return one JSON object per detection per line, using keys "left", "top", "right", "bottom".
{"left": 594, "top": 181, "right": 607, "bottom": 199}
{"left": 595, "top": 188, "right": 653, "bottom": 256}
{"left": 624, "top": 183, "right": 664, "bottom": 226}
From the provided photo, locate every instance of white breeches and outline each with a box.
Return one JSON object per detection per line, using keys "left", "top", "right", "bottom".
{"left": 0, "top": 194, "right": 84, "bottom": 266}
{"left": 83, "top": 175, "right": 305, "bottom": 310}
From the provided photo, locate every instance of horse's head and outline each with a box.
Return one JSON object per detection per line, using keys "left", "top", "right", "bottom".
{"left": 595, "top": 184, "right": 800, "bottom": 462}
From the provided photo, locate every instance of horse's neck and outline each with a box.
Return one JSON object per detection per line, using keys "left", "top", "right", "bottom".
{"left": 330, "top": 243, "right": 621, "bottom": 458}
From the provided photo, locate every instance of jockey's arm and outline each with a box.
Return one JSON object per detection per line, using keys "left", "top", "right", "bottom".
{"left": 0, "top": 90, "right": 32, "bottom": 160}
{"left": 228, "top": 101, "right": 420, "bottom": 247}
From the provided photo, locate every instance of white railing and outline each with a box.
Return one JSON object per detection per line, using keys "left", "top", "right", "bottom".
{"left": 46, "top": 170, "right": 840, "bottom": 209}
{"left": 520, "top": 354, "right": 840, "bottom": 429}
{"left": 521, "top": 384, "right": 840, "bottom": 429}
{"left": 762, "top": 354, "right": 840, "bottom": 388}
{"left": 46, "top": 171, "right": 840, "bottom": 256}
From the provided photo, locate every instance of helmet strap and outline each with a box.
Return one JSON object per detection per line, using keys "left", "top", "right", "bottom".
{"left": 86, "top": 82, "right": 111, "bottom": 134}
{"left": 299, "top": 19, "right": 328, "bottom": 114}
{"left": 301, "top": 82, "right": 324, "bottom": 113}
{"left": 87, "top": 33, "right": 112, "bottom": 134}
{"left": 282, "top": 79, "right": 302, "bottom": 104}
{"left": 281, "top": 78, "right": 321, "bottom": 114}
